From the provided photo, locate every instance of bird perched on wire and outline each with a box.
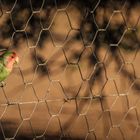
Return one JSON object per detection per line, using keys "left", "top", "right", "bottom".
{"left": 0, "top": 50, "right": 19, "bottom": 87}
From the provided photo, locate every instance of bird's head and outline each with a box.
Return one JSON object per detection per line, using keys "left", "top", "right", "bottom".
{"left": 3, "top": 51, "right": 19, "bottom": 70}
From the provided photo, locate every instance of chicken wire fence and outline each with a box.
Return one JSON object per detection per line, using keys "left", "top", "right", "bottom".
{"left": 0, "top": 0, "right": 140, "bottom": 140}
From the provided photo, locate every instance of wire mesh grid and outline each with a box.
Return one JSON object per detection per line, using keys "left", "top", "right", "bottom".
{"left": 0, "top": 0, "right": 140, "bottom": 139}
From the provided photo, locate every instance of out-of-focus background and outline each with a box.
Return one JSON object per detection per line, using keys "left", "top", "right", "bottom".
{"left": 0, "top": 0, "right": 140, "bottom": 139}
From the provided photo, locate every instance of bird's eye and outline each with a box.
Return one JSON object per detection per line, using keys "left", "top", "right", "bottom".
{"left": 11, "top": 56, "right": 14, "bottom": 58}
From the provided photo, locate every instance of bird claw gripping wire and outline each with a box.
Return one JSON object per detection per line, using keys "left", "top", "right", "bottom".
{"left": 0, "top": 81, "right": 6, "bottom": 87}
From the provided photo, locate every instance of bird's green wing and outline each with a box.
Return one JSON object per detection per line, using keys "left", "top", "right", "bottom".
{"left": 0, "top": 61, "right": 4, "bottom": 72}
{"left": 0, "top": 61, "right": 9, "bottom": 82}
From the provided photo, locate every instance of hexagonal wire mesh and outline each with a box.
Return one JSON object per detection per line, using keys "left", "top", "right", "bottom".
{"left": 0, "top": 0, "right": 140, "bottom": 139}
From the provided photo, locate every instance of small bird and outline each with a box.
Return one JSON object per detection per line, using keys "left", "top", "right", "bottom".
{"left": 0, "top": 50, "right": 19, "bottom": 86}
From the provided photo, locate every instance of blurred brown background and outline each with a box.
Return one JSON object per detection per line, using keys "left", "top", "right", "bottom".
{"left": 0, "top": 0, "right": 140, "bottom": 140}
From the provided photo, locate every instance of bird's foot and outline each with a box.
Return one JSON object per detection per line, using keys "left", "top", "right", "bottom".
{"left": 0, "top": 81, "right": 6, "bottom": 87}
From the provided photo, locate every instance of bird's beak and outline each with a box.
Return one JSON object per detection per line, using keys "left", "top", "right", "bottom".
{"left": 15, "top": 56, "right": 19, "bottom": 64}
